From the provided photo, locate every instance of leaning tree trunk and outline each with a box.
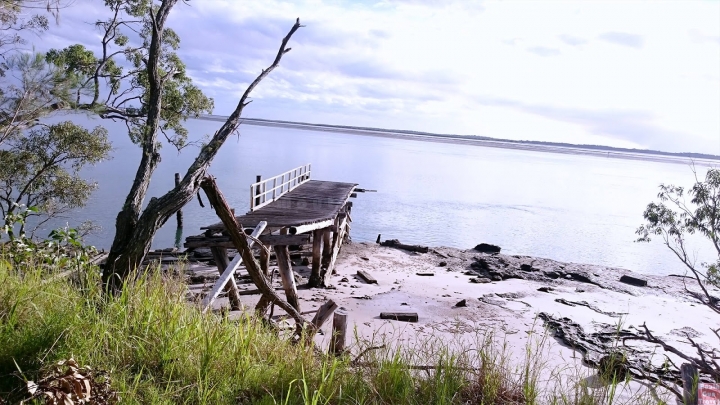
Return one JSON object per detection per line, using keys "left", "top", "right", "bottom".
{"left": 101, "top": 18, "right": 303, "bottom": 292}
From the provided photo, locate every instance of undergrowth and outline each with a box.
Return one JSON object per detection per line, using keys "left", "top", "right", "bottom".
{"left": 0, "top": 259, "right": 672, "bottom": 404}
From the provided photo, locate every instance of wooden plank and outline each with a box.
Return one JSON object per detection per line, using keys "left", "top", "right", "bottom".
{"left": 330, "top": 309, "right": 348, "bottom": 355}
{"left": 289, "top": 219, "right": 335, "bottom": 235}
{"left": 357, "top": 270, "right": 377, "bottom": 284}
{"left": 380, "top": 312, "right": 418, "bottom": 322}
{"left": 416, "top": 272, "right": 435, "bottom": 276}
{"left": 201, "top": 221, "right": 267, "bottom": 312}
{"left": 321, "top": 229, "right": 332, "bottom": 268}
{"left": 210, "top": 247, "right": 241, "bottom": 311}
{"left": 274, "top": 245, "right": 301, "bottom": 311}
{"left": 260, "top": 234, "right": 311, "bottom": 246}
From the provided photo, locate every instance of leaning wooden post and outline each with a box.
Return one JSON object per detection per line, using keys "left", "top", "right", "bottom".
{"left": 681, "top": 363, "right": 699, "bottom": 405}
{"left": 330, "top": 308, "right": 348, "bottom": 356}
{"left": 274, "top": 245, "right": 301, "bottom": 311}
{"left": 175, "top": 173, "right": 183, "bottom": 228}
{"left": 312, "top": 299, "right": 338, "bottom": 329}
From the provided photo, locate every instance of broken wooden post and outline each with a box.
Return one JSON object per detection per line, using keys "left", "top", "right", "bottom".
{"left": 619, "top": 275, "right": 647, "bottom": 287}
{"left": 330, "top": 308, "right": 348, "bottom": 356}
{"left": 311, "top": 299, "right": 338, "bottom": 329}
{"left": 210, "top": 246, "right": 242, "bottom": 310}
{"left": 274, "top": 245, "right": 301, "bottom": 312}
{"left": 175, "top": 173, "right": 183, "bottom": 228}
{"left": 681, "top": 363, "right": 699, "bottom": 405}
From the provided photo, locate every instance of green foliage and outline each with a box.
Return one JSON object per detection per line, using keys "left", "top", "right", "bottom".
{"left": 0, "top": 120, "right": 111, "bottom": 233}
{"left": 45, "top": 0, "right": 214, "bottom": 150}
{"left": 637, "top": 168, "right": 720, "bottom": 289}
{"left": 0, "top": 204, "right": 97, "bottom": 272}
{"left": 0, "top": 0, "right": 51, "bottom": 73}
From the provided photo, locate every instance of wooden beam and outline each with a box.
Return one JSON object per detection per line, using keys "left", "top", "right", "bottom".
{"left": 185, "top": 234, "right": 310, "bottom": 249}
{"left": 274, "top": 245, "right": 301, "bottom": 311}
{"left": 288, "top": 219, "right": 335, "bottom": 235}
{"left": 321, "top": 229, "right": 332, "bottom": 268}
{"left": 210, "top": 247, "right": 242, "bottom": 311}
{"left": 201, "top": 221, "right": 267, "bottom": 312}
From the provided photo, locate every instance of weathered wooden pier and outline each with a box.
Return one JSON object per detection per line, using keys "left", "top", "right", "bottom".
{"left": 184, "top": 164, "right": 357, "bottom": 315}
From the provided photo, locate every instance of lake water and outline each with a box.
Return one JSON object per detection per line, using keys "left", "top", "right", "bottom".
{"left": 45, "top": 116, "right": 716, "bottom": 277}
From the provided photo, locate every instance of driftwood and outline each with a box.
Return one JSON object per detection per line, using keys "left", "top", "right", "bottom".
{"left": 619, "top": 275, "right": 648, "bottom": 287}
{"left": 379, "top": 238, "right": 429, "bottom": 253}
{"left": 200, "top": 176, "right": 313, "bottom": 335}
{"left": 380, "top": 312, "right": 418, "bottom": 322}
{"left": 357, "top": 270, "right": 377, "bottom": 284}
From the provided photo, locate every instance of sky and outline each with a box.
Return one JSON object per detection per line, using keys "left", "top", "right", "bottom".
{"left": 34, "top": 0, "right": 720, "bottom": 154}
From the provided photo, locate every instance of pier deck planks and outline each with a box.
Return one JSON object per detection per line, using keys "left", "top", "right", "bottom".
{"left": 203, "top": 180, "right": 357, "bottom": 232}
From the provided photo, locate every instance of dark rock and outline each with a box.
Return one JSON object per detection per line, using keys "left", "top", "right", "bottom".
{"left": 455, "top": 299, "right": 467, "bottom": 307}
{"left": 340, "top": 277, "right": 349, "bottom": 282}
{"left": 520, "top": 264, "right": 536, "bottom": 272}
{"left": 544, "top": 271, "right": 561, "bottom": 279}
{"left": 301, "top": 257, "right": 310, "bottom": 266}
{"left": 537, "top": 287, "right": 554, "bottom": 293}
{"left": 470, "top": 277, "right": 491, "bottom": 284}
{"left": 619, "top": 275, "right": 647, "bottom": 287}
{"left": 496, "top": 292, "right": 524, "bottom": 299}
{"left": 490, "top": 274, "right": 502, "bottom": 282}
{"left": 474, "top": 243, "right": 501, "bottom": 253}
{"left": 438, "top": 261, "right": 447, "bottom": 267}
{"left": 471, "top": 258, "right": 490, "bottom": 270}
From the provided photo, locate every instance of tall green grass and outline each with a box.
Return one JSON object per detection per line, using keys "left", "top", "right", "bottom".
{"left": 0, "top": 260, "right": 672, "bottom": 404}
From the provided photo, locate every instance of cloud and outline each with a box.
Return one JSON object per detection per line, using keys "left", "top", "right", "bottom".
{"left": 527, "top": 46, "right": 561, "bottom": 57}
{"left": 598, "top": 32, "right": 644, "bottom": 48}
{"left": 558, "top": 34, "right": 587, "bottom": 46}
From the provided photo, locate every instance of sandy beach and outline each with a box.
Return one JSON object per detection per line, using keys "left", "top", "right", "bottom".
{"left": 180, "top": 240, "right": 719, "bottom": 402}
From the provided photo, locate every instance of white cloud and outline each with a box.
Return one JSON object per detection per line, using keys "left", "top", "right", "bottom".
{"left": 34, "top": 0, "right": 720, "bottom": 153}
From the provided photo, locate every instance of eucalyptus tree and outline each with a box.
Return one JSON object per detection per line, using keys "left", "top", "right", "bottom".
{"left": 45, "top": 0, "right": 302, "bottom": 290}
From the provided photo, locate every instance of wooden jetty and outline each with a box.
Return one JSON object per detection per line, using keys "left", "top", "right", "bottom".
{"left": 185, "top": 164, "right": 357, "bottom": 312}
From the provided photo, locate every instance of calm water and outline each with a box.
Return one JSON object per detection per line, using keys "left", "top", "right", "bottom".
{"left": 46, "top": 116, "right": 715, "bottom": 277}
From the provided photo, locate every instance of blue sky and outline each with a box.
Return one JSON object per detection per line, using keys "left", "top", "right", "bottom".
{"left": 37, "top": 0, "right": 720, "bottom": 154}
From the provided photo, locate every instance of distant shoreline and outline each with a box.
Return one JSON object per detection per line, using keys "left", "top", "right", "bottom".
{"left": 197, "top": 115, "right": 720, "bottom": 166}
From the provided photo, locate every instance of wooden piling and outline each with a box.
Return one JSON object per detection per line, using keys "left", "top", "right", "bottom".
{"left": 309, "top": 229, "right": 323, "bottom": 287}
{"left": 681, "top": 363, "right": 699, "bottom": 405}
{"left": 330, "top": 309, "right": 348, "bottom": 355}
{"left": 175, "top": 173, "right": 183, "bottom": 228}
{"left": 210, "top": 247, "right": 242, "bottom": 310}
{"left": 274, "top": 245, "right": 301, "bottom": 311}
{"left": 255, "top": 175, "right": 262, "bottom": 207}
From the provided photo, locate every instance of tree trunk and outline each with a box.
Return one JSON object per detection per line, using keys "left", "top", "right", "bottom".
{"left": 101, "top": 16, "right": 303, "bottom": 292}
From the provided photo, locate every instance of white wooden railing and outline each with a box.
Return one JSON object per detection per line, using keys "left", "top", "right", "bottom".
{"left": 249, "top": 164, "right": 311, "bottom": 211}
